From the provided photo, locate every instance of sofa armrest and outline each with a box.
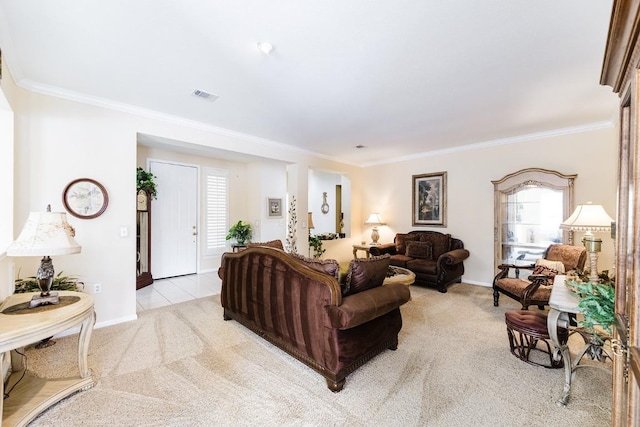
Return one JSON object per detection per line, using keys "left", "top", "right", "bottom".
{"left": 368, "top": 243, "right": 397, "bottom": 257}
{"left": 325, "top": 283, "right": 410, "bottom": 330}
{"left": 437, "top": 248, "right": 470, "bottom": 266}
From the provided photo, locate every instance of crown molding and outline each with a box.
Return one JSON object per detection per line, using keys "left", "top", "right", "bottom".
{"left": 17, "top": 78, "right": 358, "bottom": 166}
{"left": 362, "top": 121, "right": 614, "bottom": 167}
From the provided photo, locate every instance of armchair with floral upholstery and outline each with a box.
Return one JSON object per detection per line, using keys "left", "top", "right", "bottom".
{"left": 492, "top": 244, "right": 587, "bottom": 309}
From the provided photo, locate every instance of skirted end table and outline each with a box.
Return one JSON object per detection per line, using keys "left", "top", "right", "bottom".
{"left": 0, "top": 291, "right": 96, "bottom": 427}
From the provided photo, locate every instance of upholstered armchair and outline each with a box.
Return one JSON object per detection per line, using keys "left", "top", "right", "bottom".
{"left": 493, "top": 244, "right": 587, "bottom": 309}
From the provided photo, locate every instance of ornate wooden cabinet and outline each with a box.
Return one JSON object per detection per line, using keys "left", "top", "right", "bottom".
{"left": 601, "top": 1, "right": 640, "bottom": 424}
{"left": 136, "top": 189, "right": 153, "bottom": 289}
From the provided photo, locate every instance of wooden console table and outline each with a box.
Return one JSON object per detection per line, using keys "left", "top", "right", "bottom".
{"left": 352, "top": 244, "right": 373, "bottom": 259}
{"left": 0, "top": 291, "right": 96, "bottom": 427}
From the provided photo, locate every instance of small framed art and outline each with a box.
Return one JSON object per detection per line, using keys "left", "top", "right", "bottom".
{"left": 268, "top": 197, "right": 283, "bottom": 218}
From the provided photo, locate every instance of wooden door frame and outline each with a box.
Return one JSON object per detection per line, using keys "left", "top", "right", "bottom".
{"left": 601, "top": 1, "right": 640, "bottom": 424}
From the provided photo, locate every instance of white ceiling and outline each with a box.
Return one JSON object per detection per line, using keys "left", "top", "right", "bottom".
{"left": 0, "top": 0, "right": 619, "bottom": 166}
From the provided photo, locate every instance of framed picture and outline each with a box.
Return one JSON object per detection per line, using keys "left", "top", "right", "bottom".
{"left": 63, "top": 178, "right": 109, "bottom": 219}
{"left": 267, "top": 197, "right": 283, "bottom": 218}
{"left": 412, "top": 172, "right": 447, "bottom": 227}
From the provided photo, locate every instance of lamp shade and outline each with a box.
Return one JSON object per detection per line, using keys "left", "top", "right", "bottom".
{"left": 560, "top": 203, "right": 614, "bottom": 232}
{"left": 308, "top": 212, "right": 315, "bottom": 230}
{"left": 7, "top": 211, "right": 81, "bottom": 256}
{"left": 364, "top": 213, "right": 386, "bottom": 226}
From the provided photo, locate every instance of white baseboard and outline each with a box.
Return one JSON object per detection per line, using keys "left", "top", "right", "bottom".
{"left": 462, "top": 279, "right": 491, "bottom": 287}
{"left": 54, "top": 314, "right": 138, "bottom": 338}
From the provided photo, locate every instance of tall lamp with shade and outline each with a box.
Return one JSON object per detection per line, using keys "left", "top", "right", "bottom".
{"left": 7, "top": 205, "right": 82, "bottom": 308}
{"left": 560, "top": 202, "right": 614, "bottom": 283}
{"left": 364, "top": 213, "right": 386, "bottom": 245}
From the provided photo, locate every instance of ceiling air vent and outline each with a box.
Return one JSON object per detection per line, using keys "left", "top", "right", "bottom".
{"left": 191, "top": 89, "right": 219, "bottom": 102}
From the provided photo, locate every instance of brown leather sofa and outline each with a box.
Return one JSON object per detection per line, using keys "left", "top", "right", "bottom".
{"left": 369, "top": 230, "right": 470, "bottom": 293}
{"left": 219, "top": 246, "right": 411, "bottom": 392}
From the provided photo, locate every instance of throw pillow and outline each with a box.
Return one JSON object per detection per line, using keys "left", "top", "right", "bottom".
{"left": 535, "top": 258, "right": 565, "bottom": 273}
{"left": 423, "top": 233, "right": 451, "bottom": 259}
{"left": 395, "top": 233, "right": 420, "bottom": 255}
{"left": 290, "top": 252, "right": 340, "bottom": 280}
{"left": 530, "top": 265, "right": 560, "bottom": 286}
{"left": 343, "top": 254, "right": 391, "bottom": 297}
{"left": 405, "top": 241, "right": 433, "bottom": 259}
{"left": 247, "top": 239, "right": 284, "bottom": 250}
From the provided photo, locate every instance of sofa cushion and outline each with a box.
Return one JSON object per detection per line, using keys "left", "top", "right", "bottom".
{"left": 422, "top": 233, "right": 451, "bottom": 258}
{"left": 290, "top": 252, "right": 340, "bottom": 280}
{"left": 389, "top": 254, "right": 412, "bottom": 268}
{"left": 395, "top": 233, "right": 420, "bottom": 255}
{"left": 247, "top": 239, "right": 284, "bottom": 250}
{"left": 343, "top": 254, "right": 391, "bottom": 297}
{"left": 405, "top": 241, "right": 433, "bottom": 260}
{"left": 406, "top": 258, "right": 437, "bottom": 274}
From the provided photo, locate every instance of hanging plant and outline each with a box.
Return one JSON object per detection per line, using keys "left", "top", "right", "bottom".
{"left": 137, "top": 167, "right": 158, "bottom": 199}
{"left": 309, "top": 235, "right": 326, "bottom": 259}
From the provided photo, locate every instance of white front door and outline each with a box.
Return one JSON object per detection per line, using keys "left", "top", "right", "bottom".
{"left": 150, "top": 160, "right": 198, "bottom": 279}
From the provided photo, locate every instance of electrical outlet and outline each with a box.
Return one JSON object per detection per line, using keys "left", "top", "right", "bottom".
{"left": 94, "top": 283, "right": 102, "bottom": 294}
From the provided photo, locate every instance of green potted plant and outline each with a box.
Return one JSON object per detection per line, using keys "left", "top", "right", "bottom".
{"left": 226, "top": 220, "right": 252, "bottom": 245}
{"left": 309, "top": 235, "right": 326, "bottom": 258}
{"left": 15, "top": 271, "right": 84, "bottom": 293}
{"left": 565, "top": 270, "right": 615, "bottom": 356}
{"left": 137, "top": 167, "right": 158, "bottom": 199}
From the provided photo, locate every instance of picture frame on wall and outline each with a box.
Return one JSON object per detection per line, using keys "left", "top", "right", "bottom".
{"left": 267, "top": 197, "right": 283, "bottom": 218}
{"left": 63, "top": 178, "right": 109, "bottom": 219}
{"left": 412, "top": 172, "right": 447, "bottom": 227}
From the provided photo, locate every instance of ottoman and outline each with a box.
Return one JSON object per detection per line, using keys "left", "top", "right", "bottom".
{"left": 505, "top": 310, "right": 568, "bottom": 369}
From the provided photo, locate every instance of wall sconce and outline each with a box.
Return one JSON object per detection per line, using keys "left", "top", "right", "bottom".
{"left": 364, "top": 213, "right": 386, "bottom": 245}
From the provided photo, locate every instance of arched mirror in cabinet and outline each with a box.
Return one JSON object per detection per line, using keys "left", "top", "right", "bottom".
{"left": 136, "top": 189, "right": 153, "bottom": 289}
{"left": 492, "top": 168, "right": 576, "bottom": 272}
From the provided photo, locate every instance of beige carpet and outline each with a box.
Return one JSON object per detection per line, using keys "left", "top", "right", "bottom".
{"left": 23, "top": 283, "right": 611, "bottom": 426}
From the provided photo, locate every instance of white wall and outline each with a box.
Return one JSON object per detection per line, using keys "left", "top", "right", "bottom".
{"left": 3, "top": 64, "right": 362, "bottom": 326}
{"left": 362, "top": 126, "right": 618, "bottom": 286}
{"left": 2, "top": 54, "right": 617, "bottom": 325}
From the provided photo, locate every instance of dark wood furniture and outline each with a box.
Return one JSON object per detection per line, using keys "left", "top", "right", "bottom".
{"left": 492, "top": 244, "right": 586, "bottom": 309}
{"left": 219, "top": 246, "right": 411, "bottom": 392}
{"left": 369, "top": 231, "right": 469, "bottom": 293}
{"left": 136, "top": 189, "right": 153, "bottom": 289}
{"left": 505, "top": 309, "right": 567, "bottom": 369}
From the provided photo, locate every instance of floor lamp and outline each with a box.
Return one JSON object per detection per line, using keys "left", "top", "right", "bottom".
{"left": 560, "top": 202, "right": 614, "bottom": 282}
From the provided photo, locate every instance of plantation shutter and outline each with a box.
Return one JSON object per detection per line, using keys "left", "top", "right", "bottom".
{"left": 205, "top": 167, "right": 228, "bottom": 256}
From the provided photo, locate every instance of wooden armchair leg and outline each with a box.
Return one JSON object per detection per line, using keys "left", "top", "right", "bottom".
{"left": 493, "top": 289, "right": 500, "bottom": 306}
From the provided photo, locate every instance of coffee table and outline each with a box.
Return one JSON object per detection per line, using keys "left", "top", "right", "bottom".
{"left": 383, "top": 266, "right": 415, "bottom": 286}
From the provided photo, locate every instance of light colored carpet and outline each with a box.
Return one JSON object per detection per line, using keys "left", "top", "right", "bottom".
{"left": 23, "top": 283, "right": 612, "bottom": 426}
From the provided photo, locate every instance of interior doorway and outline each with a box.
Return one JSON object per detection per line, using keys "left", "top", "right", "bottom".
{"left": 149, "top": 160, "right": 198, "bottom": 279}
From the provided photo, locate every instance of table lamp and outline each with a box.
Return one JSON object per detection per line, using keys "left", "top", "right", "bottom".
{"left": 560, "top": 202, "right": 613, "bottom": 282}
{"left": 7, "top": 205, "right": 81, "bottom": 307}
{"left": 364, "top": 213, "right": 386, "bottom": 245}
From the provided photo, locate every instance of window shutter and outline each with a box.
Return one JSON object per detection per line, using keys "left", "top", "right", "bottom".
{"left": 205, "top": 168, "right": 228, "bottom": 256}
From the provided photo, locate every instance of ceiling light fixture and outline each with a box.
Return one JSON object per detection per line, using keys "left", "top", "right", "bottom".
{"left": 257, "top": 42, "right": 274, "bottom": 54}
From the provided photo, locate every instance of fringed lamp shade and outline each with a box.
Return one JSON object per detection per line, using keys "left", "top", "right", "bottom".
{"left": 560, "top": 202, "right": 613, "bottom": 282}
{"left": 7, "top": 211, "right": 81, "bottom": 256}
{"left": 7, "top": 209, "right": 81, "bottom": 306}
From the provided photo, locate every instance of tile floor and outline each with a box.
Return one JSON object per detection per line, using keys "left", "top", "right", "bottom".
{"left": 135, "top": 271, "right": 222, "bottom": 313}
